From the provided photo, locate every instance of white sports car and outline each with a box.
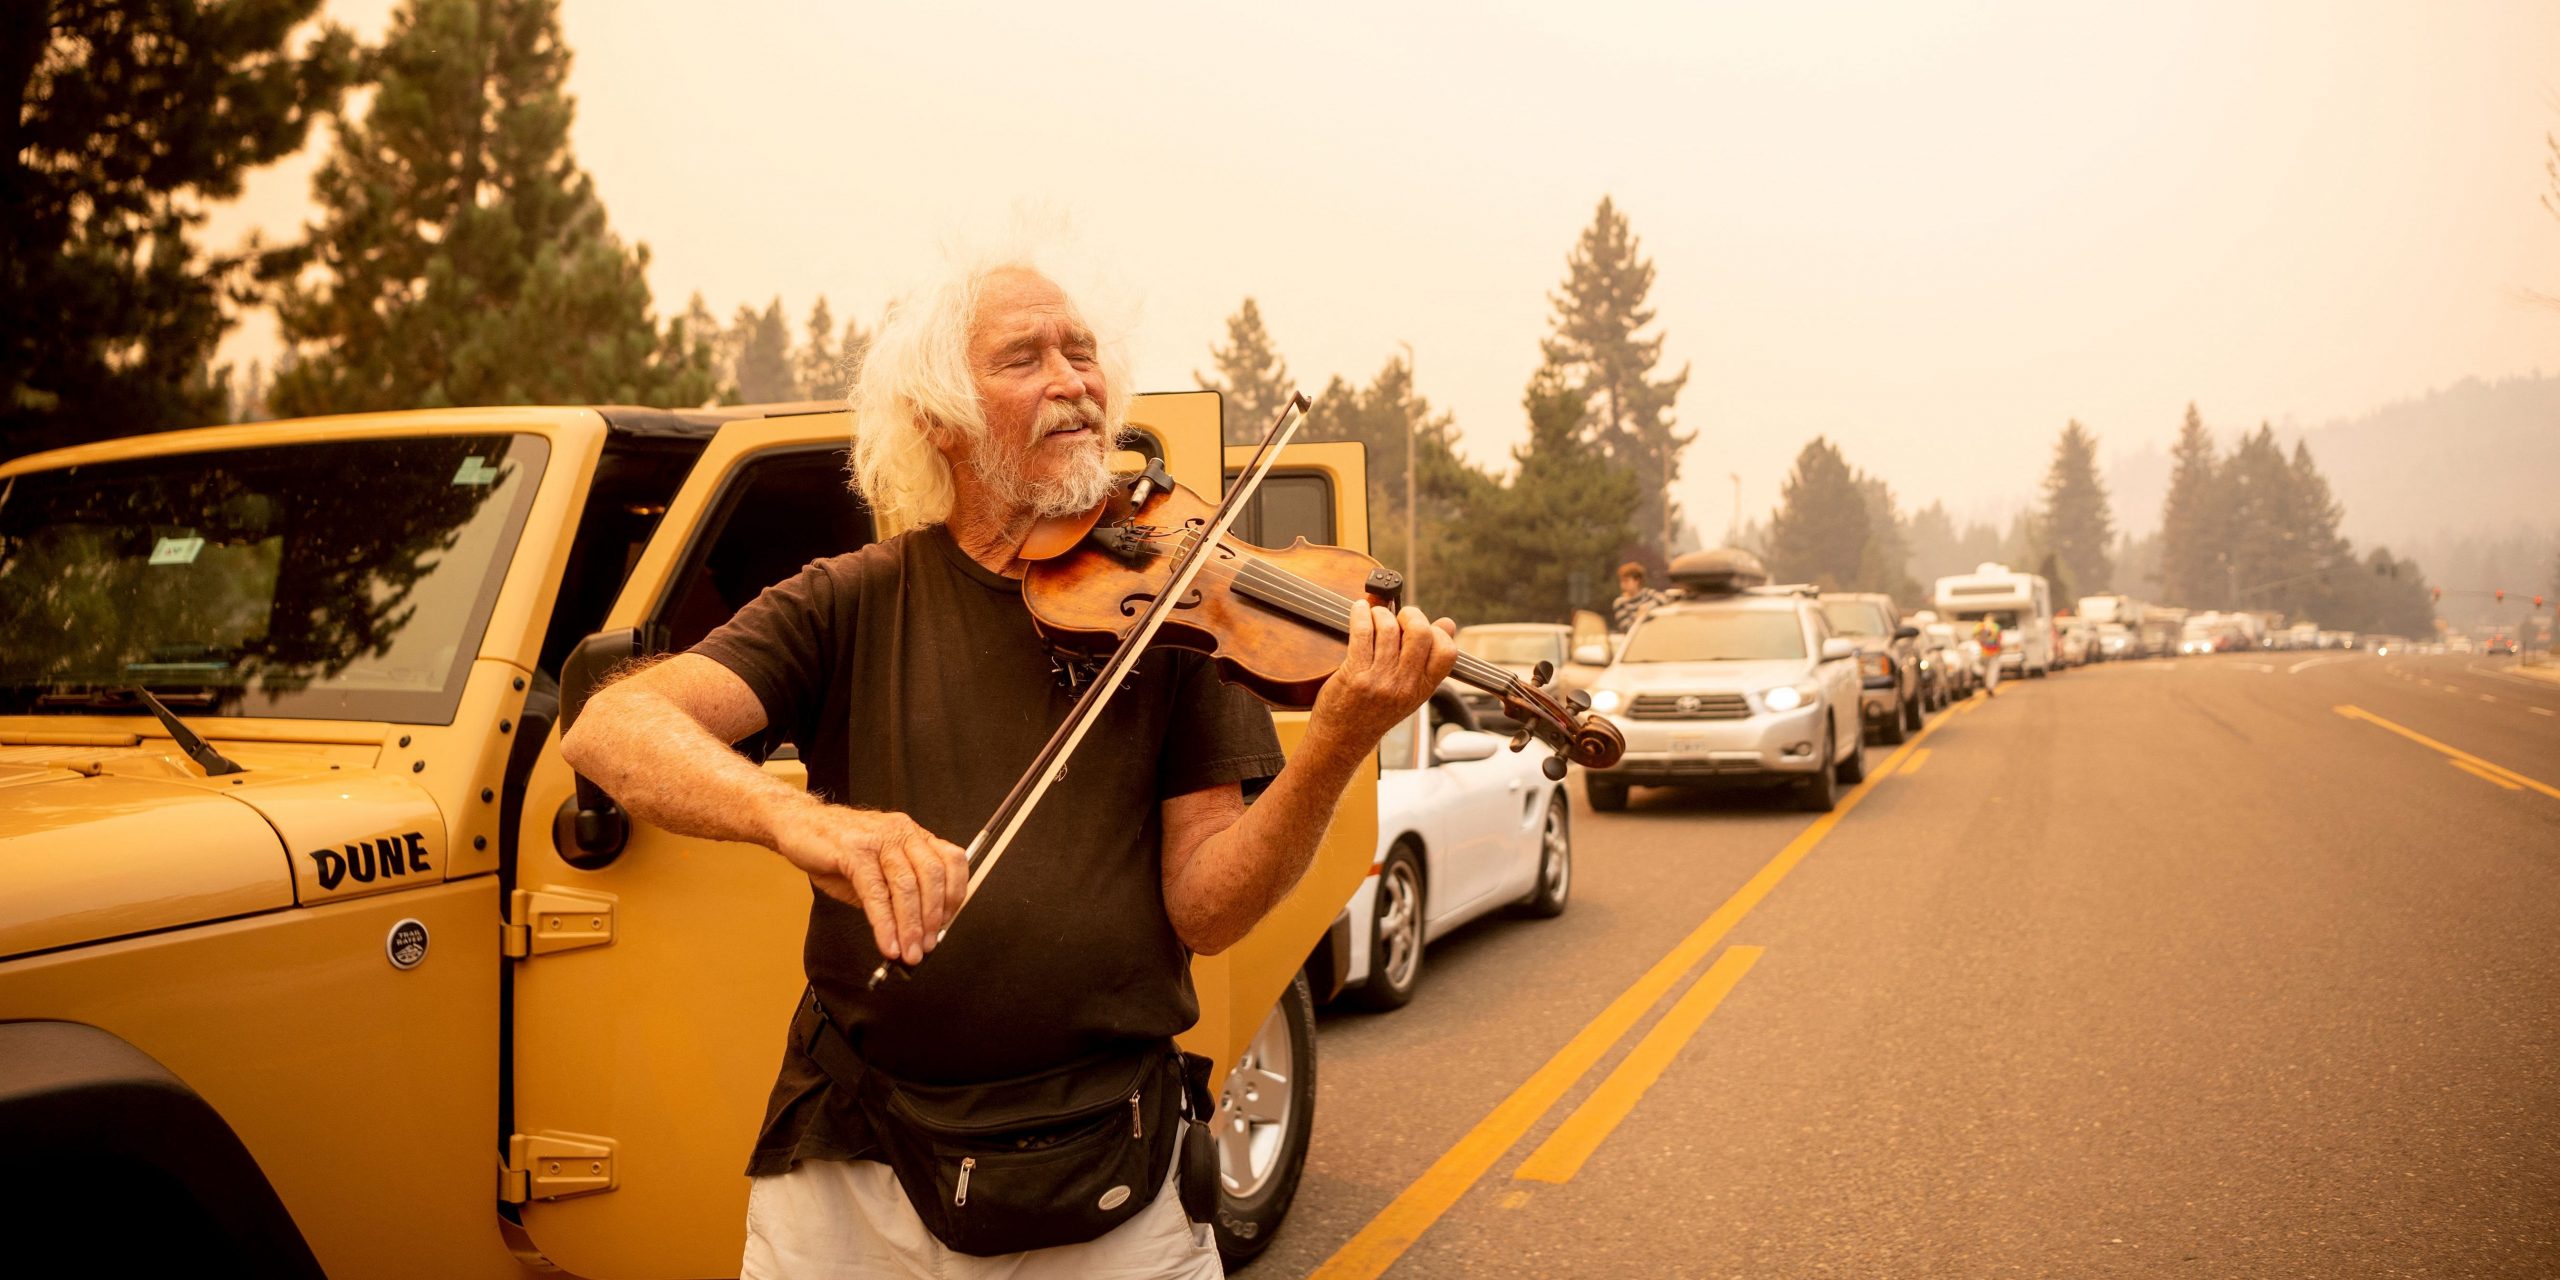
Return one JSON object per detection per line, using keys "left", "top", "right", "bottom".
{"left": 1330, "top": 687, "right": 1574, "bottom": 1010}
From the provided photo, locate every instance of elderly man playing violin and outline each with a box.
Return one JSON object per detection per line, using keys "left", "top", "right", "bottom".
{"left": 560, "top": 261, "right": 1456, "bottom": 1278}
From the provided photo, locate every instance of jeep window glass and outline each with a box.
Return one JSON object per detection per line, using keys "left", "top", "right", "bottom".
{"left": 1619, "top": 610, "right": 1808, "bottom": 662}
{"left": 1818, "top": 601, "right": 1892, "bottom": 638}
{"left": 0, "top": 434, "right": 549, "bottom": 723}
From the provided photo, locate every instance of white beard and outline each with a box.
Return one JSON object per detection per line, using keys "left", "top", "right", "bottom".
{"left": 984, "top": 396, "right": 1119, "bottom": 518}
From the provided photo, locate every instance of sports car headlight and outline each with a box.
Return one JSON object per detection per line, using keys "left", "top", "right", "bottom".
{"left": 1762, "top": 684, "right": 1805, "bottom": 712}
{"left": 1590, "top": 688, "right": 1623, "bottom": 714}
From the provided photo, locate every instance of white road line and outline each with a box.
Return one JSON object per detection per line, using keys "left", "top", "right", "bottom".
{"left": 2533, "top": 707, "right": 2555, "bottom": 718}
{"left": 2462, "top": 658, "right": 2560, "bottom": 694}
{"left": 2481, "top": 694, "right": 2498, "bottom": 703}
{"left": 2443, "top": 684, "right": 2464, "bottom": 694}
{"left": 2235, "top": 661, "right": 2276, "bottom": 673}
{"left": 2287, "top": 653, "right": 2360, "bottom": 675}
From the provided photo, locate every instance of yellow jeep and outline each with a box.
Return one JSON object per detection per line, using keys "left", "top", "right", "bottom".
{"left": 0, "top": 395, "right": 1373, "bottom": 1276}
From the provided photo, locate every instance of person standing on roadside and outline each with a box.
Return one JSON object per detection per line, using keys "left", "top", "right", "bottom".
{"left": 1612, "top": 561, "right": 1665, "bottom": 633}
{"left": 1973, "top": 615, "right": 2005, "bottom": 698}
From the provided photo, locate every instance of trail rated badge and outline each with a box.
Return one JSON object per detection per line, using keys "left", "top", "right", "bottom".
{"left": 386, "top": 919, "right": 429, "bottom": 970}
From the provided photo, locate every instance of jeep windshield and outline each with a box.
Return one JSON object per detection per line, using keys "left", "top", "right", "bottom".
{"left": 0, "top": 434, "right": 548, "bottom": 723}
{"left": 1620, "top": 610, "right": 1806, "bottom": 662}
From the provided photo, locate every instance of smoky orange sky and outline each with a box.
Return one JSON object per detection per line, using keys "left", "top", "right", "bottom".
{"left": 208, "top": 0, "right": 2560, "bottom": 542}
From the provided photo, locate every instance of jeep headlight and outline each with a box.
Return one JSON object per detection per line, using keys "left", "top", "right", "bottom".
{"left": 1762, "top": 684, "right": 1806, "bottom": 712}
{"left": 1590, "top": 688, "right": 1622, "bottom": 714}
{"left": 1860, "top": 652, "right": 1891, "bottom": 679}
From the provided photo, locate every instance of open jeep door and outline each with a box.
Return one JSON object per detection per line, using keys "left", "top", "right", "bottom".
{"left": 506, "top": 392, "right": 1375, "bottom": 1277}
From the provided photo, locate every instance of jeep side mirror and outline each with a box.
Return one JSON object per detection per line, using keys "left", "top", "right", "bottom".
{"left": 1820, "top": 637, "right": 1858, "bottom": 662}
{"left": 1572, "top": 644, "right": 1609, "bottom": 667}
{"left": 553, "top": 624, "right": 668, "bottom": 869}
{"left": 1893, "top": 625, "right": 1920, "bottom": 641}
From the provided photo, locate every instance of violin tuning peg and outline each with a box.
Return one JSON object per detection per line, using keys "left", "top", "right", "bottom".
{"left": 1508, "top": 730, "right": 1531, "bottom": 753}
{"left": 1541, "top": 755, "right": 1569, "bottom": 781}
{"left": 1566, "top": 689, "right": 1591, "bottom": 713}
{"left": 1531, "top": 659, "right": 1554, "bottom": 687}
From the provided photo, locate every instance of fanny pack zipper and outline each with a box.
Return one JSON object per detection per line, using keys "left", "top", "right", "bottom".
{"left": 955, "top": 1156, "right": 974, "bottom": 1206}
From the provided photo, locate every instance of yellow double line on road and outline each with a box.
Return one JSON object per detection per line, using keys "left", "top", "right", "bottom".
{"left": 2333, "top": 704, "right": 2560, "bottom": 801}
{"left": 1309, "top": 699, "right": 1969, "bottom": 1278}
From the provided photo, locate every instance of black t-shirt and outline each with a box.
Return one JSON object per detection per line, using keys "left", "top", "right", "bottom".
{"left": 690, "top": 524, "right": 1286, "bottom": 1175}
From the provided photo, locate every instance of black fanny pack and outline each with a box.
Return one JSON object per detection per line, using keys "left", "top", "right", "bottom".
{"left": 801, "top": 991, "right": 1195, "bottom": 1257}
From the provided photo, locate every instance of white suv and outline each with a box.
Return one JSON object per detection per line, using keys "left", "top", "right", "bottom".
{"left": 1579, "top": 590, "right": 1866, "bottom": 812}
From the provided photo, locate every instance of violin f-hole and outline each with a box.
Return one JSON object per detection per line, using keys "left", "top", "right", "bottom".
{"left": 1119, "top": 588, "right": 1204, "bottom": 617}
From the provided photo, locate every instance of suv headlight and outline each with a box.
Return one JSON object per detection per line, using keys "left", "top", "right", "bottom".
{"left": 1762, "top": 683, "right": 1809, "bottom": 712}
{"left": 1590, "top": 688, "right": 1622, "bottom": 714}
{"left": 1860, "top": 652, "right": 1892, "bottom": 679}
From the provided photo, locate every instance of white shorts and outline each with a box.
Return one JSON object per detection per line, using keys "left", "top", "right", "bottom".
{"left": 741, "top": 1155, "right": 1223, "bottom": 1280}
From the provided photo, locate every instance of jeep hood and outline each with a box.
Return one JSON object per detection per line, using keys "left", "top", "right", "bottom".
{"left": 0, "top": 746, "right": 300, "bottom": 960}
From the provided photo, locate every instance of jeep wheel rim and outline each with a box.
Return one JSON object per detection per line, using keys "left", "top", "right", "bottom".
{"left": 1217, "top": 999, "right": 1297, "bottom": 1199}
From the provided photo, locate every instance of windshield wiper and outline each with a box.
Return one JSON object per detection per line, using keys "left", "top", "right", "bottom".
{"left": 128, "top": 687, "right": 245, "bottom": 776}
{"left": 32, "top": 687, "right": 245, "bottom": 775}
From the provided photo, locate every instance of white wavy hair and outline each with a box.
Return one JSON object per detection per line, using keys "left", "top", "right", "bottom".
{"left": 848, "top": 259, "right": 1132, "bottom": 528}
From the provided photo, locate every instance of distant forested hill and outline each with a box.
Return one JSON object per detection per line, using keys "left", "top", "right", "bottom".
{"left": 2107, "top": 373, "right": 2558, "bottom": 547}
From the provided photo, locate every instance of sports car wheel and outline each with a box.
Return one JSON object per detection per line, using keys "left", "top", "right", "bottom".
{"left": 1518, "top": 791, "right": 1572, "bottom": 918}
{"left": 1354, "top": 844, "right": 1424, "bottom": 1011}
{"left": 1214, "top": 971, "right": 1317, "bottom": 1269}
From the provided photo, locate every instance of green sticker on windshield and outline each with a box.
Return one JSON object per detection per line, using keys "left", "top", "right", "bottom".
{"left": 149, "top": 535, "right": 206, "bottom": 565}
{"left": 452, "top": 456, "right": 502, "bottom": 486}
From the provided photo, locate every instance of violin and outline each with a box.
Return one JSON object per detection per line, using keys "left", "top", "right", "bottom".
{"left": 868, "top": 393, "right": 1620, "bottom": 987}
{"left": 1019, "top": 464, "right": 1626, "bottom": 776}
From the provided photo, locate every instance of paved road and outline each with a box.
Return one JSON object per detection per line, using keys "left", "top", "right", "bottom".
{"left": 1253, "top": 652, "right": 2560, "bottom": 1277}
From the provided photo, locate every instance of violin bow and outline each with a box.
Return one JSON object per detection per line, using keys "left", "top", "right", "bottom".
{"left": 870, "top": 391, "right": 1314, "bottom": 987}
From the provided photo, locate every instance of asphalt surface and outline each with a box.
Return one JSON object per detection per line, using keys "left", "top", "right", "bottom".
{"left": 1252, "top": 651, "right": 2560, "bottom": 1278}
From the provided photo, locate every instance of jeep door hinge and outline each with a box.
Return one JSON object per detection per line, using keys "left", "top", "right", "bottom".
{"left": 503, "top": 887, "right": 616, "bottom": 959}
{"left": 500, "top": 1131, "right": 618, "bottom": 1203}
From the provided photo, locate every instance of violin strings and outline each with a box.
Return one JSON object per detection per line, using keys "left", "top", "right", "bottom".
{"left": 1110, "top": 533, "right": 1528, "bottom": 696}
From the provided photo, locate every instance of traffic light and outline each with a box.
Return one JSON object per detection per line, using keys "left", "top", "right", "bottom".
{"left": 2431, "top": 587, "right": 2441, "bottom": 602}
{"left": 2495, "top": 588, "right": 2506, "bottom": 603}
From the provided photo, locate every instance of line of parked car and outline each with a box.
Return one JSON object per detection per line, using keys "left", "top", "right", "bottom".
{"left": 1315, "top": 549, "right": 2037, "bottom": 1012}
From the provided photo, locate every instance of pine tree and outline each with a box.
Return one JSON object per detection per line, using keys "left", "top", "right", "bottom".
{"left": 1297, "top": 357, "right": 1486, "bottom": 603}
{"left": 2220, "top": 424, "right": 2303, "bottom": 612}
{"left": 1440, "top": 362, "right": 1639, "bottom": 623}
{"left": 1765, "top": 438, "right": 1869, "bottom": 591}
{"left": 1541, "top": 197, "right": 1692, "bottom": 559}
{"left": 1195, "top": 298, "right": 1294, "bottom": 446}
{"left": 2158, "top": 403, "right": 2225, "bottom": 605}
{"left": 1906, "top": 500, "right": 1965, "bottom": 586}
{"left": 268, "top": 0, "right": 712, "bottom": 416}
{"left": 795, "top": 295, "right": 855, "bottom": 400}
{"left": 2284, "top": 440, "right": 2354, "bottom": 623}
{"left": 1852, "top": 474, "right": 1924, "bottom": 605}
{"left": 733, "top": 298, "right": 796, "bottom": 403}
{"left": 2039, "top": 420, "right": 2116, "bottom": 595}
{"left": 3, "top": 1, "right": 356, "bottom": 457}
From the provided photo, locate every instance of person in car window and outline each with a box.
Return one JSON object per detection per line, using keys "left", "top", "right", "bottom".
{"left": 1612, "top": 561, "right": 1665, "bottom": 633}
{"left": 560, "top": 260, "right": 1456, "bottom": 1278}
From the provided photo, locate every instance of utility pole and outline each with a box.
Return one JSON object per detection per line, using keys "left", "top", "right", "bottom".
{"left": 1727, "top": 472, "right": 1741, "bottom": 547}
{"left": 1399, "top": 339, "right": 1418, "bottom": 609}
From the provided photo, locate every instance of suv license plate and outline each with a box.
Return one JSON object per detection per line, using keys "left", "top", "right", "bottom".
{"left": 1670, "top": 735, "right": 1707, "bottom": 754}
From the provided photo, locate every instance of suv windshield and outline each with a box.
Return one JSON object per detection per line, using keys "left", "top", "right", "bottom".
{"left": 1819, "top": 600, "right": 1893, "bottom": 638}
{"left": 1458, "top": 630, "right": 1563, "bottom": 666}
{"left": 1620, "top": 609, "right": 1806, "bottom": 662}
{"left": 0, "top": 434, "right": 548, "bottom": 722}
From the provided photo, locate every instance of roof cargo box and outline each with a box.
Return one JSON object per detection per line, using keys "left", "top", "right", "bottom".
{"left": 1667, "top": 548, "right": 1770, "bottom": 596}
